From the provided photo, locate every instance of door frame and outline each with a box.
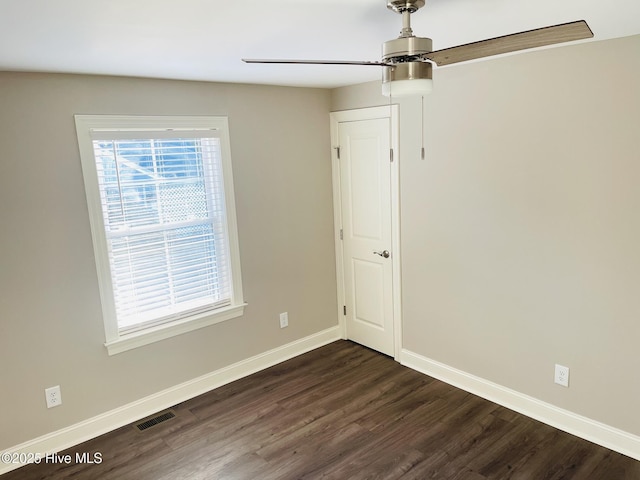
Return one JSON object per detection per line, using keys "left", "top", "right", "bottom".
{"left": 330, "top": 105, "right": 402, "bottom": 360}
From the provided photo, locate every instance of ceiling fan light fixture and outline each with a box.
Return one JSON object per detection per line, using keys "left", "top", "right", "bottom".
{"left": 382, "top": 61, "right": 433, "bottom": 97}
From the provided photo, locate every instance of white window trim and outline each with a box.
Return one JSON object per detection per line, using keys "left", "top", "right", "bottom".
{"left": 75, "top": 115, "right": 246, "bottom": 355}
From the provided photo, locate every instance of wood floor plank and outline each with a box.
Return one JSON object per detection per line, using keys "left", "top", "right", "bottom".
{"left": 339, "top": 448, "right": 427, "bottom": 480}
{"left": 3, "top": 340, "right": 638, "bottom": 479}
{"left": 469, "top": 418, "right": 550, "bottom": 478}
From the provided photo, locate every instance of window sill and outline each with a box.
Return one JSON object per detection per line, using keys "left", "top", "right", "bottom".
{"left": 104, "top": 303, "right": 247, "bottom": 355}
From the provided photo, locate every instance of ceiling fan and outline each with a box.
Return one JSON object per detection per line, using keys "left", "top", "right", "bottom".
{"left": 243, "top": 0, "right": 593, "bottom": 96}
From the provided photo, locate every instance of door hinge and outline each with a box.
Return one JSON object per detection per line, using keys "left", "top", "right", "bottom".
{"left": 343, "top": 305, "right": 347, "bottom": 316}
{"left": 390, "top": 148, "right": 394, "bottom": 163}
{"left": 339, "top": 228, "right": 343, "bottom": 240}
{"left": 335, "top": 146, "right": 341, "bottom": 159}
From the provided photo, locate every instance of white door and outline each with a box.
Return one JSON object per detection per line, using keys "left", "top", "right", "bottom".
{"left": 332, "top": 108, "right": 398, "bottom": 357}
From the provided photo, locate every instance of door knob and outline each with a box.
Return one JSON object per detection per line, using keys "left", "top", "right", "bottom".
{"left": 373, "top": 250, "right": 390, "bottom": 258}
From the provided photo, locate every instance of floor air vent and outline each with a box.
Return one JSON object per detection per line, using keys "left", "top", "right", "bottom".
{"left": 135, "top": 410, "right": 176, "bottom": 432}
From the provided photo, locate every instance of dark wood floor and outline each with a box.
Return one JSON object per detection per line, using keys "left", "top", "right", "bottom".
{"left": 4, "top": 341, "right": 639, "bottom": 479}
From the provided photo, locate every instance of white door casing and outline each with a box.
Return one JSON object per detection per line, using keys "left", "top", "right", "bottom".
{"left": 330, "top": 106, "right": 401, "bottom": 358}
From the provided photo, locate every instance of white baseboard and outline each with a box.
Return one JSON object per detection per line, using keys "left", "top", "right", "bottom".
{"left": 400, "top": 348, "right": 640, "bottom": 461}
{"left": 0, "top": 326, "right": 341, "bottom": 475}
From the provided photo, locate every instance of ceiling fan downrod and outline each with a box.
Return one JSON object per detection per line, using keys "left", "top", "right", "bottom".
{"left": 400, "top": 10, "right": 414, "bottom": 37}
{"left": 387, "top": 0, "right": 425, "bottom": 37}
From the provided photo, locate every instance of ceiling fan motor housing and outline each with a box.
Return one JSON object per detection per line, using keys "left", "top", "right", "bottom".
{"left": 383, "top": 61, "right": 432, "bottom": 83}
{"left": 382, "top": 36, "right": 432, "bottom": 62}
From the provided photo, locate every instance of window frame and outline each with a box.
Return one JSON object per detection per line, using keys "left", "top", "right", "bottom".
{"left": 75, "top": 115, "right": 245, "bottom": 355}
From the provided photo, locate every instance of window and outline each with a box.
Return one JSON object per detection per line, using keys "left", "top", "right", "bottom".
{"left": 76, "top": 115, "right": 245, "bottom": 354}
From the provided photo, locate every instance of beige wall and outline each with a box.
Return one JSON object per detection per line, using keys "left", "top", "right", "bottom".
{"left": 332, "top": 34, "right": 640, "bottom": 436}
{"left": 0, "top": 73, "right": 337, "bottom": 448}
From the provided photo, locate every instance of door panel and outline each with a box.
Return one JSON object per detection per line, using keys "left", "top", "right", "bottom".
{"left": 349, "top": 136, "right": 383, "bottom": 240}
{"left": 352, "top": 259, "right": 385, "bottom": 329}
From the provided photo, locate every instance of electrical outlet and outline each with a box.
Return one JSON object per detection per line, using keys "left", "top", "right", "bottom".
{"left": 554, "top": 364, "right": 570, "bottom": 387}
{"left": 279, "top": 312, "right": 289, "bottom": 329}
{"left": 45, "top": 385, "right": 62, "bottom": 408}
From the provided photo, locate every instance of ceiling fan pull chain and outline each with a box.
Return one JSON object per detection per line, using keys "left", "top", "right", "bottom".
{"left": 421, "top": 95, "right": 425, "bottom": 160}
{"left": 389, "top": 91, "right": 394, "bottom": 162}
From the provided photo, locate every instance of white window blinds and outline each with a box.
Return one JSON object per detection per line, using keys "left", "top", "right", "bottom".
{"left": 90, "top": 131, "right": 232, "bottom": 333}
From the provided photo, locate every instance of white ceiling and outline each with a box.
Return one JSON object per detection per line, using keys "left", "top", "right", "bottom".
{"left": 1, "top": 0, "right": 639, "bottom": 89}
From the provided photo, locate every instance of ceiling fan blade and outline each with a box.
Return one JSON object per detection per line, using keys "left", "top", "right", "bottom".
{"left": 242, "top": 59, "right": 386, "bottom": 66}
{"left": 424, "top": 20, "right": 593, "bottom": 66}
